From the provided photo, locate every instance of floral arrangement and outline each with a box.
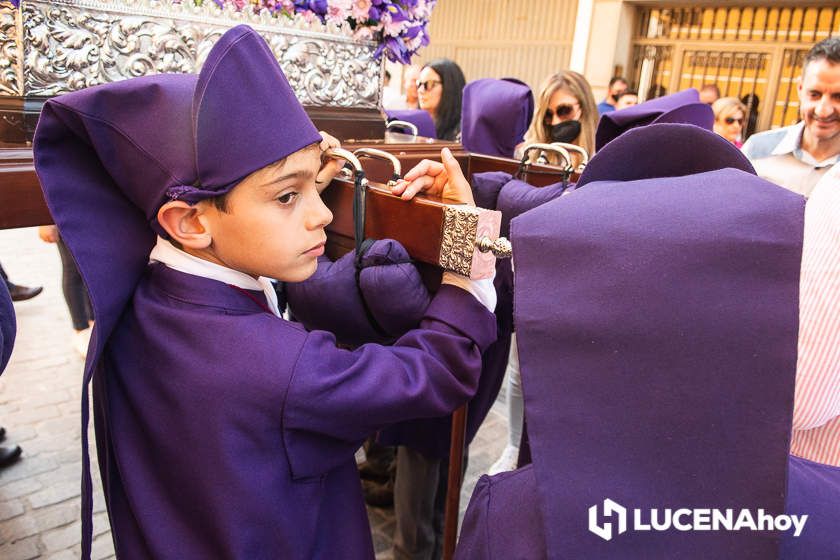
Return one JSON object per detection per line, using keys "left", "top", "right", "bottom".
{"left": 209, "top": 0, "right": 437, "bottom": 63}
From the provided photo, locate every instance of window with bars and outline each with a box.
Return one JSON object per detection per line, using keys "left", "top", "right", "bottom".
{"left": 632, "top": 5, "right": 839, "bottom": 132}
{"left": 637, "top": 6, "right": 840, "bottom": 43}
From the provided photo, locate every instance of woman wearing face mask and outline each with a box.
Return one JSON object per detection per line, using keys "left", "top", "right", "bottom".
{"left": 712, "top": 97, "right": 747, "bottom": 148}
{"left": 489, "top": 71, "right": 597, "bottom": 477}
{"left": 517, "top": 70, "right": 599, "bottom": 165}
{"left": 417, "top": 58, "right": 467, "bottom": 141}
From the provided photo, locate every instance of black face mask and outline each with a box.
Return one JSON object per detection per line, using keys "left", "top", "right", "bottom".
{"left": 548, "top": 120, "right": 581, "bottom": 144}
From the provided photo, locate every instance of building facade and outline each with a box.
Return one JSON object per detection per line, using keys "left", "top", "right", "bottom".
{"left": 403, "top": 1, "right": 840, "bottom": 134}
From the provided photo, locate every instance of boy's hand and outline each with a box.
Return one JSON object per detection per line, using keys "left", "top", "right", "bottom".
{"left": 316, "top": 131, "right": 343, "bottom": 188}
{"left": 391, "top": 148, "right": 475, "bottom": 206}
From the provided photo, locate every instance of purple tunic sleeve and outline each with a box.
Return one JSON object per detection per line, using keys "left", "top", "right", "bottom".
{"left": 283, "top": 284, "right": 497, "bottom": 478}
{"left": 781, "top": 455, "right": 840, "bottom": 559}
{"left": 456, "top": 465, "right": 546, "bottom": 560}
{"left": 0, "top": 280, "right": 14, "bottom": 374}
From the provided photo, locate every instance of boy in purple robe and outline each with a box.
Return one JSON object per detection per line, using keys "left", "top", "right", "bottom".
{"left": 33, "top": 25, "right": 496, "bottom": 559}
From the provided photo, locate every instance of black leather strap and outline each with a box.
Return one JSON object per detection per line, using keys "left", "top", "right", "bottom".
{"left": 349, "top": 169, "right": 390, "bottom": 339}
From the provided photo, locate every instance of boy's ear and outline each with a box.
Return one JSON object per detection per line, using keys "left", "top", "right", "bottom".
{"left": 156, "top": 200, "right": 213, "bottom": 249}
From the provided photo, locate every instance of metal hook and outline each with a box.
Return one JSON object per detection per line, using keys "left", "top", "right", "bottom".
{"left": 521, "top": 142, "right": 572, "bottom": 169}
{"left": 386, "top": 120, "right": 419, "bottom": 137}
{"left": 518, "top": 142, "right": 573, "bottom": 180}
{"left": 327, "top": 148, "right": 369, "bottom": 187}
{"left": 353, "top": 148, "right": 402, "bottom": 187}
{"left": 551, "top": 142, "right": 588, "bottom": 173}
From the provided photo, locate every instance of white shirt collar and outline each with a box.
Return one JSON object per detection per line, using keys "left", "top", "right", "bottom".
{"left": 771, "top": 122, "right": 805, "bottom": 157}
{"left": 149, "top": 237, "right": 281, "bottom": 317}
{"left": 772, "top": 121, "right": 840, "bottom": 167}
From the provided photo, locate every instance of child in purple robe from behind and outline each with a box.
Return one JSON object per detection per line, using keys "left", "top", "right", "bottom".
{"left": 33, "top": 25, "right": 496, "bottom": 559}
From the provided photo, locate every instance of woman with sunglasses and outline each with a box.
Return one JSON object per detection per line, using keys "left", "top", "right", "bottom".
{"left": 417, "top": 58, "right": 467, "bottom": 141}
{"left": 488, "top": 71, "right": 598, "bottom": 477}
{"left": 712, "top": 97, "right": 747, "bottom": 148}
{"left": 518, "top": 70, "right": 598, "bottom": 165}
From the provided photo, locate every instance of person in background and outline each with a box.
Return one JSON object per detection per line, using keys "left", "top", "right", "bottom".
{"left": 404, "top": 65, "right": 421, "bottom": 109}
{"left": 490, "top": 70, "right": 597, "bottom": 476}
{"left": 382, "top": 69, "right": 402, "bottom": 109}
{"left": 417, "top": 59, "right": 466, "bottom": 141}
{"left": 0, "top": 262, "right": 42, "bottom": 302}
{"left": 699, "top": 83, "right": 721, "bottom": 104}
{"left": 519, "top": 70, "right": 599, "bottom": 164}
{"left": 712, "top": 97, "right": 747, "bottom": 148}
{"left": 38, "top": 225, "right": 94, "bottom": 358}
{"left": 742, "top": 37, "right": 840, "bottom": 198}
{"left": 383, "top": 65, "right": 421, "bottom": 110}
{"left": 615, "top": 89, "right": 639, "bottom": 110}
{"left": 1, "top": 281, "right": 22, "bottom": 468}
{"left": 741, "top": 92, "right": 760, "bottom": 140}
{"left": 647, "top": 83, "right": 668, "bottom": 99}
{"left": 597, "top": 76, "right": 628, "bottom": 115}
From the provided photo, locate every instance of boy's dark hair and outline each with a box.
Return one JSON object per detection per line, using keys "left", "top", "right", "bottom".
{"left": 211, "top": 192, "right": 230, "bottom": 212}
{"left": 609, "top": 76, "right": 628, "bottom": 88}
{"left": 617, "top": 89, "right": 638, "bottom": 100}
{"left": 804, "top": 37, "right": 840, "bottom": 71}
{"left": 423, "top": 58, "right": 466, "bottom": 141}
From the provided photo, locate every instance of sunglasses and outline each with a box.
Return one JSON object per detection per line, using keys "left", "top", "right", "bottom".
{"left": 416, "top": 80, "right": 441, "bottom": 92}
{"left": 544, "top": 103, "right": 578, "bottom": 122}
{"left": 724, "top": 117, "right": 744, "bottom": 125}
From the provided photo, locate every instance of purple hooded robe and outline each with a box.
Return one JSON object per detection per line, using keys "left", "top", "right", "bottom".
{"left": 456, "top": 124, "right": 807, "bottom": 558}
{"left": 33, "top": 25, "right": 496, "bottom": 559}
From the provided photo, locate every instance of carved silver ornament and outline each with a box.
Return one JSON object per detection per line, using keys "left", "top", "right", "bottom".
{"left": 0, "top": 0, "right": 382, "bottom": 108}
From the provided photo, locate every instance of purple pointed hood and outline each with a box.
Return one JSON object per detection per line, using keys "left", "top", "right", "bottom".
{"left": 461, "top": 78, "right": 534, "bottom": 158}
{"left": 595, "top": 88, "right": 713, "bottom": 150}
{"left": 579, "top": 122, "right": 754, "bottom": 188}
{"left": 32, "top": 24, "right": 321, "bottom": 557}
{"left": 34, "top": 24, "right": 320, "bottom": 352}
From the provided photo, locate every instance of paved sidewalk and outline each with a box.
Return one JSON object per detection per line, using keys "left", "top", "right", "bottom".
{"left": 0, "top": 227, "right": 508, "bottom": 559}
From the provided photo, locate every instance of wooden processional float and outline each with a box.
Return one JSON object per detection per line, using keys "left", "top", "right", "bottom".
{"left": 0, "top": 2, "right": 581, "bottom": 557}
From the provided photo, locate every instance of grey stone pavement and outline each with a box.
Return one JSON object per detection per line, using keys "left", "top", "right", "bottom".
{"left": 0, "top": 227, "right": 509, "bottom": 559}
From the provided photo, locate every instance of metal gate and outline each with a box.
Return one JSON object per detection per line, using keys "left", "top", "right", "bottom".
{"left": 631, "top": 6, "right": 840, "bottom": 134}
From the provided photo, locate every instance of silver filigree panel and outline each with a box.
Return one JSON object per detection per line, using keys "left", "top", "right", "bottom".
{"left": 0, "top": 2, "right": 22, "bottom": 95}
{"left": 0, "top": 0, "right": 381, "bottom": 108}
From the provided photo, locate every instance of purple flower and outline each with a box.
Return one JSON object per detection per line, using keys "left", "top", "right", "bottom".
{"left": 308, "top": 0, "right": 328, "bottom": 14}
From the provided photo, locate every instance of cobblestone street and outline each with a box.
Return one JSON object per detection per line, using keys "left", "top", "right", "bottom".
{"left": 0, "top": 227, "right": 507, "bottom": 559}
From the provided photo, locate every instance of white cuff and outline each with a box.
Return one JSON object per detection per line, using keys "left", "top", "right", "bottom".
{"left": 441, "top": 271, "right": 497, "bottom": 313}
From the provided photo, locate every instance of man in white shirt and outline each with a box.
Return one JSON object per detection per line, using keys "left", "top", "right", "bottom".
{"left": 742, "top": 37, "right": 840, "bottom": 197}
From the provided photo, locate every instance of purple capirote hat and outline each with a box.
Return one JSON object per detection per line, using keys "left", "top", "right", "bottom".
{"left": 32, "top": 24, "right": 320, "bottom": 557}
{"left": 0, "top": 281, "right": 14, "bottom": 374}
{"left": 386, "top": 109, "right": 437, "bottom": 139}
{"left": 461, "top": 78, "right": 534, "bottom": 158}
{"left": 578, "top": 122, "right": 754, "bottom": 188}
{"left": 511, "top": 125, "right": 804, "bottom": 556}
{"left": 595, "top": 88, "right": 713, "bottom": 150}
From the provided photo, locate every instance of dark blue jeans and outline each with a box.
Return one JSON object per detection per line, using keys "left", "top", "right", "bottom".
{"left": 57, "top": 238, "right": 93, "bottom": 331}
